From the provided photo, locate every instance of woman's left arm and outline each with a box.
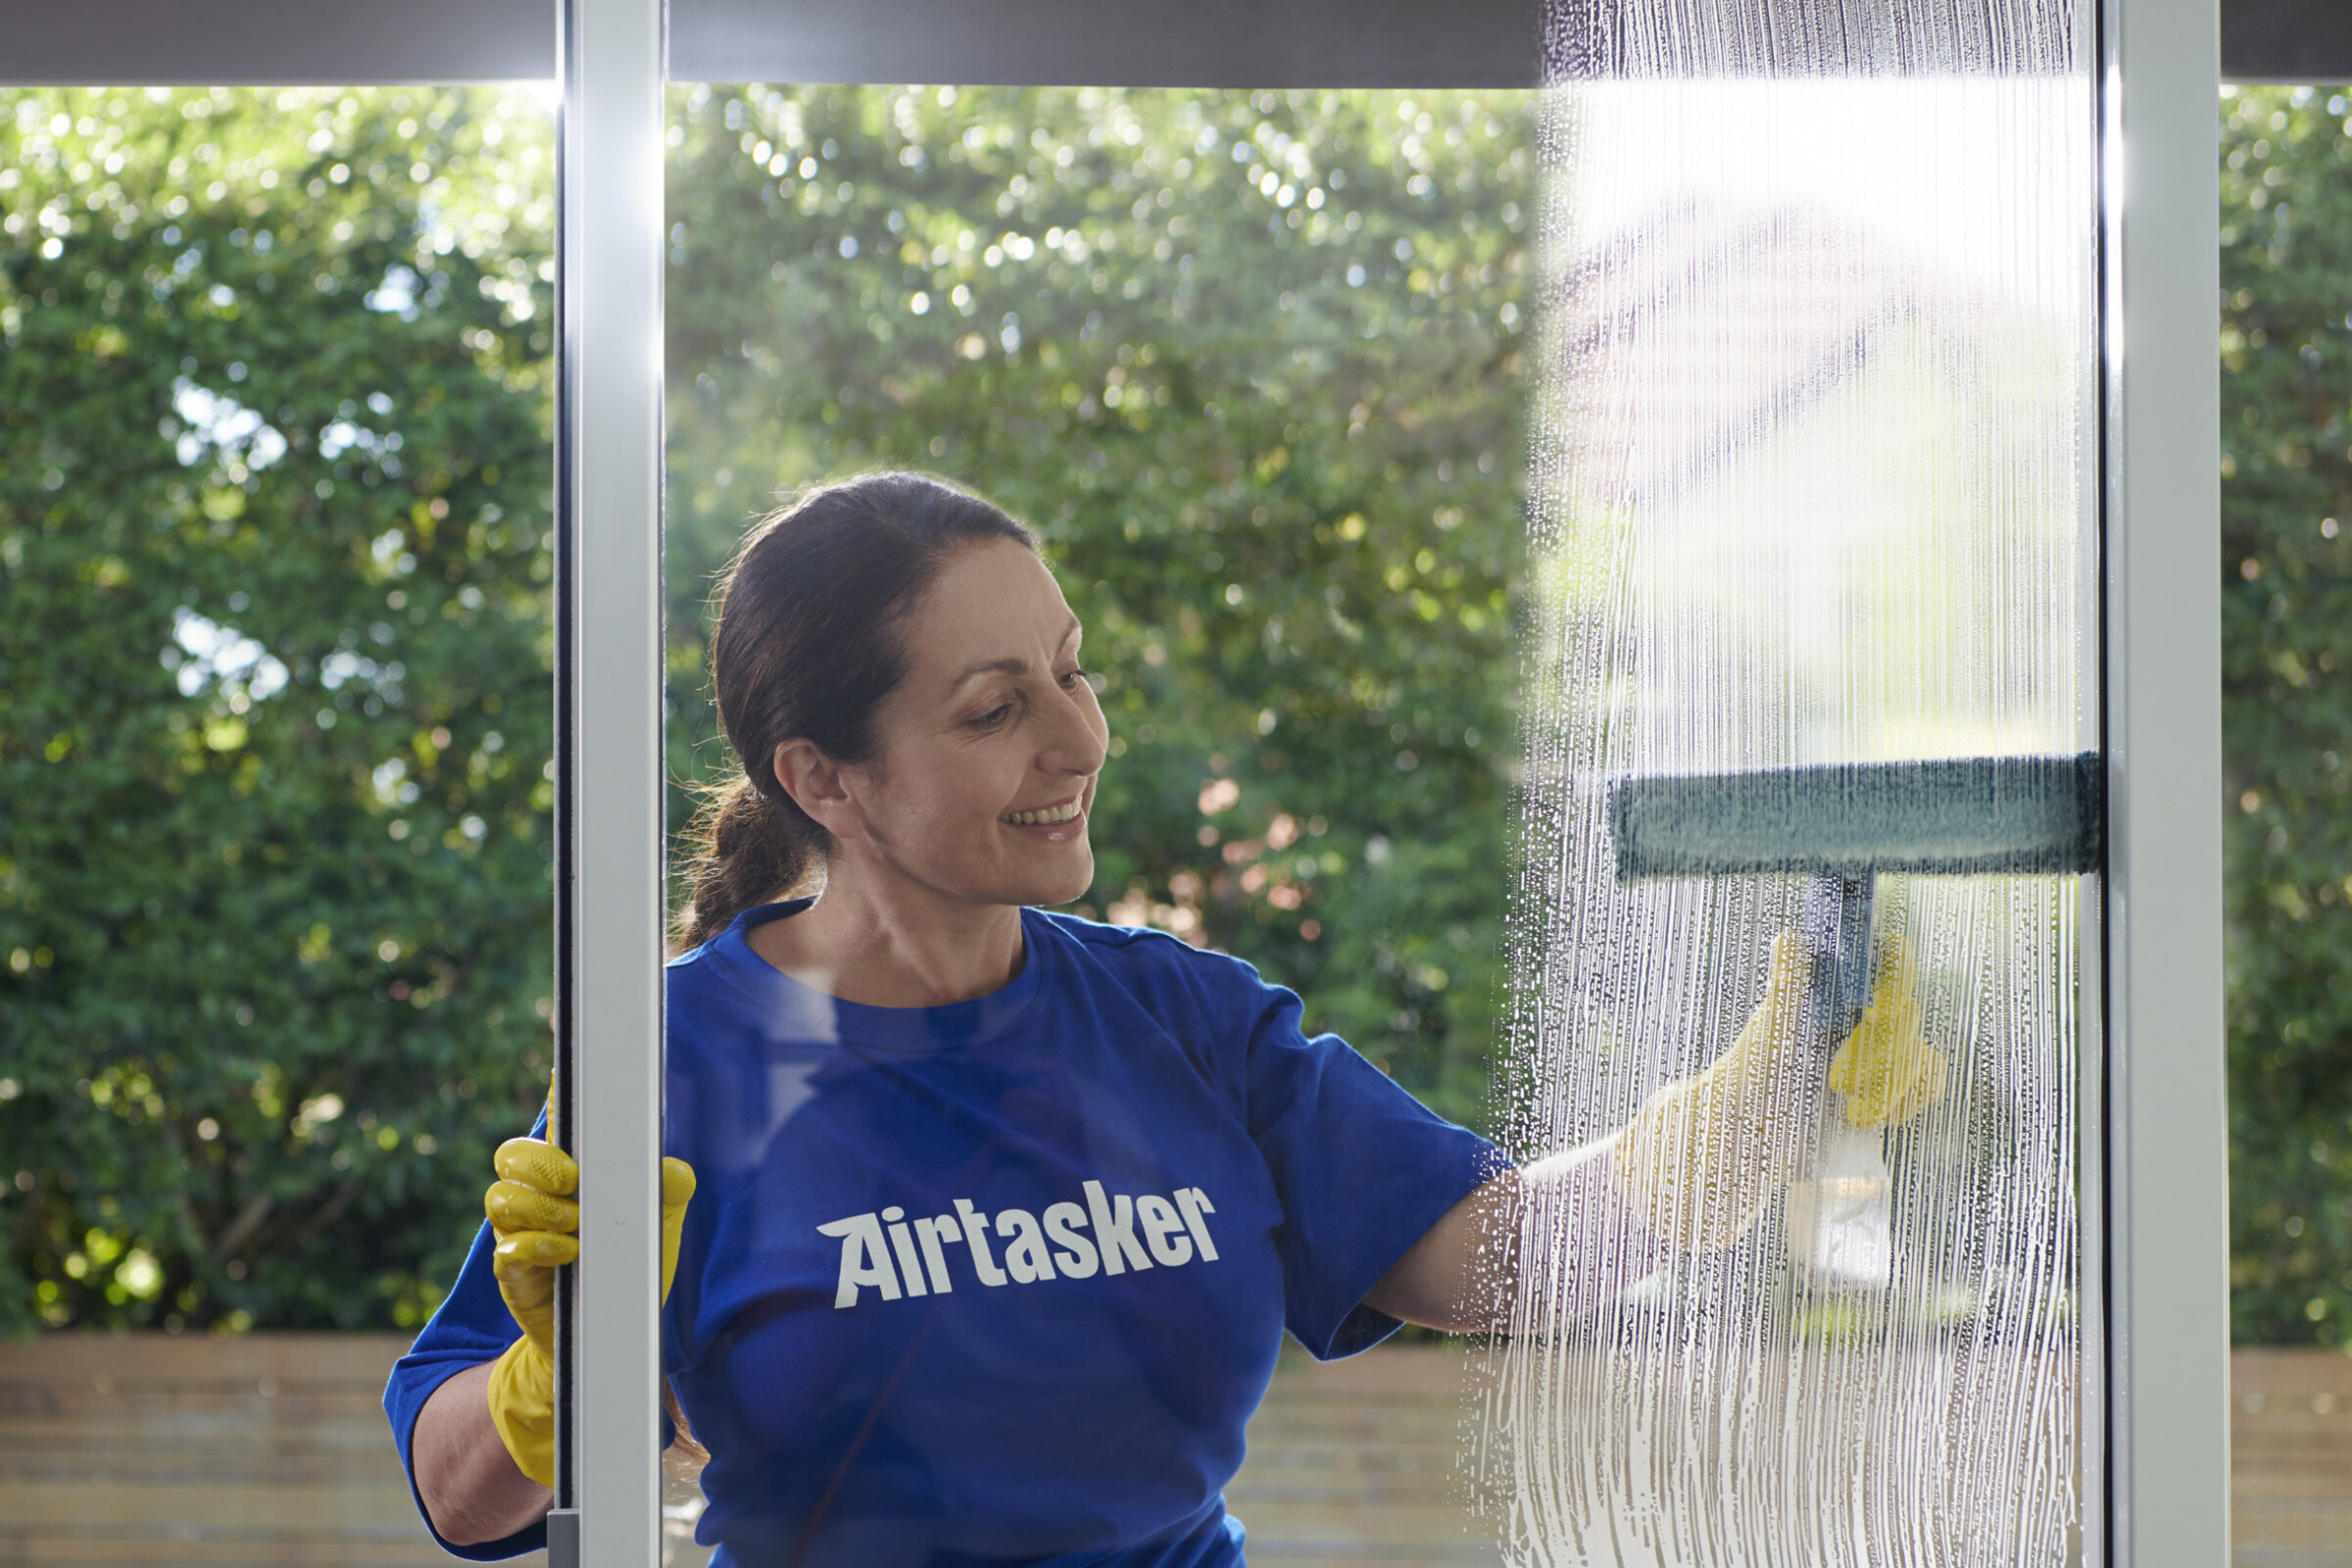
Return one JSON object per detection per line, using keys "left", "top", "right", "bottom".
{"left": 1365, "top": 927, "right": 1952, "bottom": 1332}
{"left": 1363, "top": 1134, "right": 1648, "bottom": 1333}
{"left": 1361, "top": 1169, "right": 1521, "bottom": 1332}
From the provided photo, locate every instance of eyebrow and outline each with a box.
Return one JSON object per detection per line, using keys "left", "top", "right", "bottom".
{"left": 945, "top": 615, "right": 1081, "bottom": 698}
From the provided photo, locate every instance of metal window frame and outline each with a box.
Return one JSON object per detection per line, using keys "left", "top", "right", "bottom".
{"left": 549, "top": 4, "right": 666, "bottom": 1566}
{"left": 2098, "top": 4, "right": 2229, "bottom": 1568}
{"left": 0, "top": 0, "right": 2318, "bottom": 82}
{"left": 1, "top": 2, "right": 2229, "bottom": 1565}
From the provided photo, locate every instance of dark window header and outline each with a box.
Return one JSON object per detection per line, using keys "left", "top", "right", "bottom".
{"left": 0, "top": 0, "right": 2318, "bottom": 88}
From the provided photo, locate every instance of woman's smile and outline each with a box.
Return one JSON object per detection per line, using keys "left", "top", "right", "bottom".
{"left": 999, "top": 793, "right": 1089, "bottom": 832}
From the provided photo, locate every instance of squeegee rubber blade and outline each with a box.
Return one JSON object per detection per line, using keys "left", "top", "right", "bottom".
{"left": 1606, "top": 751, "right": 2103, "bottom": 880}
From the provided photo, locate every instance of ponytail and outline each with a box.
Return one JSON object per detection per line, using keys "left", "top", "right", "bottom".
{"left": 672, "top": 779, "right": 822, "bottom": 952}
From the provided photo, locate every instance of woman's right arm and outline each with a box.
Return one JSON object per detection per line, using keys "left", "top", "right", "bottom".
{"left": 410, "top": 1134, "right": 697, "bottom": 1546}
{"left": 412, "top": 1361, "right": 554, "bottom": 1546}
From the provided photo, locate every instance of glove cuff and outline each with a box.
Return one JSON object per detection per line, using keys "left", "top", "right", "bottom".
{"left": 484, "top": 1334, "right": 558, "bottom": 1490}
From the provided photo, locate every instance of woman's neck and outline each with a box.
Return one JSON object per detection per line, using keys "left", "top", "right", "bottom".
{"left": 744, "top": 874, "right": 1026, "bottom": 1008}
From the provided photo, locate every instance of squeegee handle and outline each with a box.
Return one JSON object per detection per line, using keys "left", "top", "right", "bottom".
{"left": 1799, "top": 873, "right": 1876, "bottom": 1048}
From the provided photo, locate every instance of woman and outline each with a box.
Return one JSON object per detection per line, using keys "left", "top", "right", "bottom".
{"left": 384, "top": 472, "right": 1933, "bottom": 1566}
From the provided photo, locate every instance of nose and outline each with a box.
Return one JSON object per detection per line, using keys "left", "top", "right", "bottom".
{"left": 1040, "top": 678, "right": 1108, "bottom": 780}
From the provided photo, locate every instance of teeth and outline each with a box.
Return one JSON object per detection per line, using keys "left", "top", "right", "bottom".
{"left": 1002, "top": 801, "right": 1083, "bottom": 826}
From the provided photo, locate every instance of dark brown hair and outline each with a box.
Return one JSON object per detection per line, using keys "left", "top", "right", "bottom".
{"left": 672, "top": 472, "right": 1040, "bottom": 950}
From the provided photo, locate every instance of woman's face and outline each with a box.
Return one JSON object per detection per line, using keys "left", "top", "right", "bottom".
{"left": 823, "top": 537, "right": 1109, "bottom": 912}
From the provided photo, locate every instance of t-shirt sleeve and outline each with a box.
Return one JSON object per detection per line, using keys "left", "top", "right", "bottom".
{"left": 381, "top": 1215, "right": 546, "bottom": 1561}
{"left": 1235, "top": 970, "right": 1509, "bottom": 1360}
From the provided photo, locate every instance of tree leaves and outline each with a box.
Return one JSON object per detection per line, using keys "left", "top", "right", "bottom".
{"left": 2220, "top": 85, "right": 2352, "bottom": 1345}
{"left": 0, "top": 89, "right": 557, "bottom": 1335}
{"left": 663, "top": 85, "right": 1532, "bottom": 1124}
{"left": 2, "top": 83, "right": 1533, "bottom": 1333}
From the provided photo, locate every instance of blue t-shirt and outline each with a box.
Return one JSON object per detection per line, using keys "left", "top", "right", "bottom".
{"left": 385, "top": 901, "right": 1500, "bottom": 1567}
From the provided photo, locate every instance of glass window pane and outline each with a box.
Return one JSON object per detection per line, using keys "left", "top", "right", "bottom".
{"left": 659, "top": 81, "right": 1532, "bottom": 1566}
{"left": 1, "top": 84, "right": 557, "bottom": 1562}
{"left": 2219, "top": 83, "right": 2352, "bottom": 1568}
{"left": 1486, "top": 20, "right": 2093, "bottom": 1568}
{"left": 646, "top": 2, "right": 2100, "bottom": 1559}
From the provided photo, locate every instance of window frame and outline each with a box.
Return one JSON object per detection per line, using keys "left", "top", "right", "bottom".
{"left": 2097, "top": 1, "right": 2229, "bottom": 1564}
{"left": 2, "top": 3, "right": 2228, "bottom": 1566}
{"left": 0, "top": 0, "right": 2322, "bottom": 84}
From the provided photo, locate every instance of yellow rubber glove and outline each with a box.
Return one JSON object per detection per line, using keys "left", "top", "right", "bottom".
{"left": 1826, "top": 933, "right": 1949, "bottom": 1128}
{"left": 1610, "top": 929, "right": 1815, "bottom": 1250}
{"left": 481, "top": 1123, "right": 697, "bottom": 1488}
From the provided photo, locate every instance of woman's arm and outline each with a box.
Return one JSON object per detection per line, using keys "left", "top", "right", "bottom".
{"left": 1361, "top": 934, "right": 1813, "bottom": 1332}
{"left": 411, "top": 1361, "right": 554, "bottom": 1547}
{"left": 1366, "top": 927, "right": 1954, "bottom": 1332}
{"left": 1361, "top": 1169, "right": 1520, "bottom": 1332}
{"left": 1364, "top": 1133, "right": 1661, "bottom": 1333}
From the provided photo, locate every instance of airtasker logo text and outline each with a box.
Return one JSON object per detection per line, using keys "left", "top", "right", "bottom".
{"left": 815, "top": 1181, "right": 1220, "bottom": 1308}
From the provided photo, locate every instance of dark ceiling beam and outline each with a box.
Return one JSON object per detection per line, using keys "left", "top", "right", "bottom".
{"left": 0, "top": 0, "right": 1540, "bottom": 87}
{"left": 0, "top": 0, "right": 2334, "bottom": 88}
{"left": 0, "top": 0, "right": 556, "bottom": 87}
{"left": 675, "top": 0, "right": 1542, "bottom": 86}
{"left": 2221, "top": 0, "right": 2352, "bottom": 84}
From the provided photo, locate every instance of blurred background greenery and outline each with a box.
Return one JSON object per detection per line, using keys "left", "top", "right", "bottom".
{"left": 1, "top": 88, "right": 559, "bottom": 1335}
{"left": 661, "top": 83, "right": 1530, "bottom": 1127}
{"left": 0, "top": 81, "right": 1529, "bottom": 1336}
{"left": 0, "top": 79, "right": 2341, "bottom": 1347}
{"left": 2218, "top": 84, "right": 2352, "bottom": 1347}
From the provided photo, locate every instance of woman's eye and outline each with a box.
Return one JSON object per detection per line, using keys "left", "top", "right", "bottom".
{"left": 973, "top": 704, "right": 1013, "bottom": 729}
{"left": 1058, "top": 665, "right": 1089, "bottom": 690}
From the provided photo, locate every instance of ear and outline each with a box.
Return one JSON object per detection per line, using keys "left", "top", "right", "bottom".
{"left": 771, "top": 738, "right": 866, "bottom": 841}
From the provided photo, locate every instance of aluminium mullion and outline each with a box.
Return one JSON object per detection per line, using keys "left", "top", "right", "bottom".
{"left": 554, "top": 0, "right": 667, "bottom": 1563}
{"left": 552, "top": 0, "right": 580, "bottom": 1513}
{"left": 2079, "top": 0, "right": 2108, "bottom": 1553}
{"left": 2099, "top": 0, "right": 2228, "bottom": 1564}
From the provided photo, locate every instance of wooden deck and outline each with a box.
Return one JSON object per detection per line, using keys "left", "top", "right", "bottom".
{"left": 0, "top": 1336, "right": 450, "bottom": 1567}
{"left": 2234, "top": 1348, "right": 2352, "bottom": 1568}
{"left": 0, "top": 1334, "right": 2340, "bottom": 1565}
{"left": 1223, "top": 1348, "right": 1501, "bottom": 1567}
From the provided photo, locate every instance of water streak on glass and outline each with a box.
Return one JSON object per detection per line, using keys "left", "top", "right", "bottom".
{"left": 1481, "top": 3, "right": 2091, "bottom": 1562}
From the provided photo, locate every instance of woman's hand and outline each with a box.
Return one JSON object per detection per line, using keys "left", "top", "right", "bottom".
{"left": 480, "top": 1135, "right": 579, "bottom": 1488}
{"left": 1369, "top": 933, "right": 1813, "bottom": 1330}
{"left": 1826, "top": 933, "right": 1947, "bottom": 1127}
{"left": 1608, "top": 928, "right": 1814, "bottom": 1250}
{"left": 480, "top": 1130, "right": 697, "bottom": 1489}
{"left": 1374, "top": 926, "right": 1951, "bottom": 1332}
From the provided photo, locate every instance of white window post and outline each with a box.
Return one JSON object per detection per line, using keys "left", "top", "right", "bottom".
{"left": 2100, "top": 0, "right": 2230, "bottom": 1564}
{"left": 550, "top": 0, "right": 665, "bottom": 1562}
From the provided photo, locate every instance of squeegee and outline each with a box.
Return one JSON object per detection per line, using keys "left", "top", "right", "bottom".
{"left": 1605, "top": 751, "right": 2103, "bottom": 1289}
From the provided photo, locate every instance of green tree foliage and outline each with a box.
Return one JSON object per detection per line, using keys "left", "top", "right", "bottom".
{"left": 18, "top": 78, "right": 2342, "bottom": 1350}
{"left": 664, "top": 86, "right": 1533, "bottom": 1121}
{"left": 2220, "top": 85, "right": 2352, "bottom": 1345}
{"left": 3, "top": 83, "right": 1532, "bottom": 1332}
{"left": 0, "top": 89, "right": 558, "bottom": 1334}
